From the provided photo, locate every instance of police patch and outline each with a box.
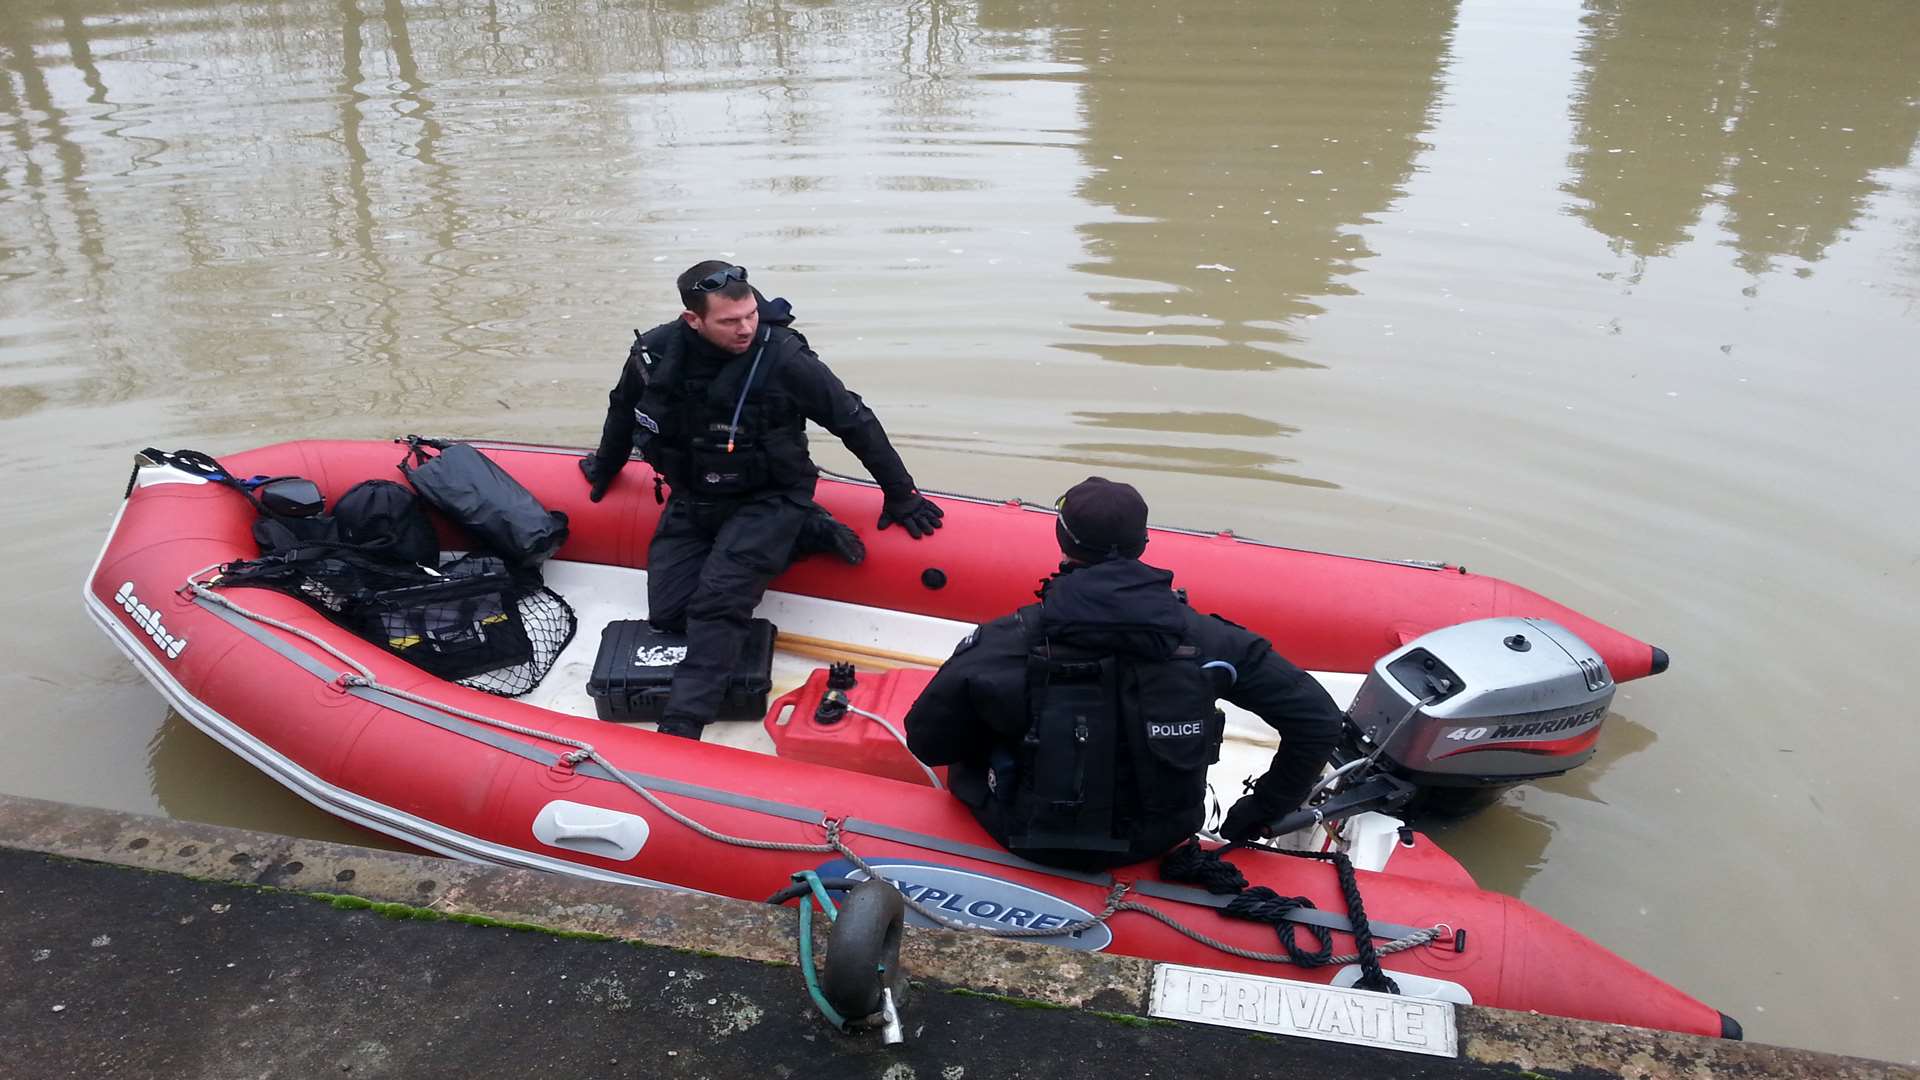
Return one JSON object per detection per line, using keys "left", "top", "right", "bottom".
{"left": 633, "top": 409, "right": 660, "bottom": 434}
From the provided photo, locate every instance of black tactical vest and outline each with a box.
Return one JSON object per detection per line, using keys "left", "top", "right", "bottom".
{"left": 625, "top": 316, "right": 813, "bottom": 498}
{"left": 1002, "top": 609, "right": 1226, "bottom": 855}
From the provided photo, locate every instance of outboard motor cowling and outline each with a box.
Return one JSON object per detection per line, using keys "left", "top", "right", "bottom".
{"left": 1348, "top": 617, "right": 1614, "bottom": 798}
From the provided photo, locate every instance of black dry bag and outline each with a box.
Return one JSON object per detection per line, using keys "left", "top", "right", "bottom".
{"left": 399, "top": 438, "right": 569, "bottom": 568}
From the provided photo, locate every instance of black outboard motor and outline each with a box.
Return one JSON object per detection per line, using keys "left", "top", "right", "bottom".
{"left": 1261, "top": 617, "right": 1617, "bottom": 833}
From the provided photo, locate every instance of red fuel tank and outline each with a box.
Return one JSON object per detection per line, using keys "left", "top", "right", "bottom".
{"left": 765, "top": 666, "right": 943, "bottom": 786}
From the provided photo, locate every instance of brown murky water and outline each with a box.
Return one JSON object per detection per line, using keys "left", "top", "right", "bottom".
{"left": 4, "top": 0, "right": 1917, "bottom": 1060}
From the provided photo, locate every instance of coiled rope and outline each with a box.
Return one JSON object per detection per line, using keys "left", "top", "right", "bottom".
{"left": 1160, "top": 839, "right": 1405, "bottom": 992}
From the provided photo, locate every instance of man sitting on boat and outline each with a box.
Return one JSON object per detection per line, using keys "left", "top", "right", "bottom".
{"left": 904, "top": 477, "right": 1343, "bottom": 870}
{"left": 579, "top": 261, "right": 944, "bottom": 740}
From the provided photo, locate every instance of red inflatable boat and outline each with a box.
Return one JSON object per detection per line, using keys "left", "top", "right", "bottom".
{"left": 84, "top": 438, "right": 1732, "bottom": 1039}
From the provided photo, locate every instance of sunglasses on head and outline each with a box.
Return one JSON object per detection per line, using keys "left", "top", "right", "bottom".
{"left": 691, "top": 265, "right": 749, "bottom": 292}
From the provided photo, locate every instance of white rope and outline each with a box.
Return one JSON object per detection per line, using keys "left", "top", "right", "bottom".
{"left": 188, "top": 569, "right": 376, "bottom": 681}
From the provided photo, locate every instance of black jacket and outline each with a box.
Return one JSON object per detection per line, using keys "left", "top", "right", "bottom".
{"left": 905, "top": 558, "right": 1343, "bottom": 867}
{"left": 589, "top": 313, "right": 915, "bottom": 500}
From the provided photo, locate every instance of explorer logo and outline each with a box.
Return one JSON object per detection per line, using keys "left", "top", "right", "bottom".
{"left": 114, "top": 581, "right": 187, "bottom": 660}
{"left": 815, "top": 857, "right": 1115, "bottom": 951}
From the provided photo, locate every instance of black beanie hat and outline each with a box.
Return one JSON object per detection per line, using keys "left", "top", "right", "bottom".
{"left": 1055, "top": 476, "right": 1149, "bottom": 562}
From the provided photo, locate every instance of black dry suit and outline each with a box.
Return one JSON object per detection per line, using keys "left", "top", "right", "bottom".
{"left": 587, "top": 295, "right": 916, "bottom": 503}
{"left": 586, "top": 295, "right": 921, "bottom": 730}
{"left": 905, "top": 559, "right": 1344, "bottom": 871}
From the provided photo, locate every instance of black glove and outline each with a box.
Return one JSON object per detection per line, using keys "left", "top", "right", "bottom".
{"left": 1219, "top": 794, "right": 1280, "bottom": 844}
{"left": 795, "top": 508, "right": 867, "bottom": 565}
{"left": 579, "top": 455, "right": 615, "bottom": 502}
{"left": 876, "top": 490, "right": 944, "bottom": 539}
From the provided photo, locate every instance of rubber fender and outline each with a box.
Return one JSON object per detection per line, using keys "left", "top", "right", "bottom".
{"left": 822, "top": 878, "right": 908, "bottom": 1024}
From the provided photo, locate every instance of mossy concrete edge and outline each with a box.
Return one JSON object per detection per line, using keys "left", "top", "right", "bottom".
{"left": 0, "top": 792, "right": 1147, "bottom": 1013}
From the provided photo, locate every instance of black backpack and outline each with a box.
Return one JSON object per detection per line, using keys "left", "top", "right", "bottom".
{"left": 243, "top": 478, "right": 437, "bottom": 568}
{"left": 334, "top": 479, "right": 439, "bottom": 566}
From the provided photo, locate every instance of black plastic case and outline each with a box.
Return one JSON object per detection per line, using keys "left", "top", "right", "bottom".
{"left": 585, "top": 619, "right": 777, "bottom": 723}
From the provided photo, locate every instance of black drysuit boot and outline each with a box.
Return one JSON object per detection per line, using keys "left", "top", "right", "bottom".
{"left": 655, "top": 717, "right": 706, "bottom": 741}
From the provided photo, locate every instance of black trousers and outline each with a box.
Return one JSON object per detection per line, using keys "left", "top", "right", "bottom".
{"left": 646, "top": 493, "right": 809, "bottom": 725}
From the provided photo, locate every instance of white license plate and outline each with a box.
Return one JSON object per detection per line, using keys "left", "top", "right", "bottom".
{"left": 1149, "top": 963, "right": 1458, "bottom": 1058}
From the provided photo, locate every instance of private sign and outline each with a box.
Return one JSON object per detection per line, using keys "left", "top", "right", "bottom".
{"left": 1149, "top": 963, "right": 1457, "bottom": 1058}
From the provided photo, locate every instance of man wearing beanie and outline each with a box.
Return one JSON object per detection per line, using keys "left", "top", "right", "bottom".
{"left": 905, "top": 477, "right": 1343, "bottom": 871}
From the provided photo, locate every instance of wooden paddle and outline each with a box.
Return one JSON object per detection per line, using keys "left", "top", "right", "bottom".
{"left": 775, "top": 632, "right": 944, "bottom": 671}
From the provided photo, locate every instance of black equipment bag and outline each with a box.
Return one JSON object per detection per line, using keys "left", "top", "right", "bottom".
{"left": 251, "top": 512, "right": 335, "bottom": 558}
{"left": 216, "top": 550, "right": 534, "bottom": 679}
{"left": 399, "top": 437, "right": 569, "bottom": 568}
{"left": 359, "top": 554, "right": 535, "bottom": 680}
{"left": 358, "top": 569, "right": 533, "bottom": 680}
{"left": 213, "top": 543, "right": 577, "bottom": 697}
{"left": 137, "top": 447, "right": 437, "bottom": 567}
{"left": 586, "top": 619, "right": 777, "bottom": 723}
{"left": 132, "top": 449, "right": 338, "bottom": 558}
{"left": 144, "top": 446, "right": 576, "bottom": 695}
{"left": 256, "top": 478, "right": 325, "bottom": 518}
